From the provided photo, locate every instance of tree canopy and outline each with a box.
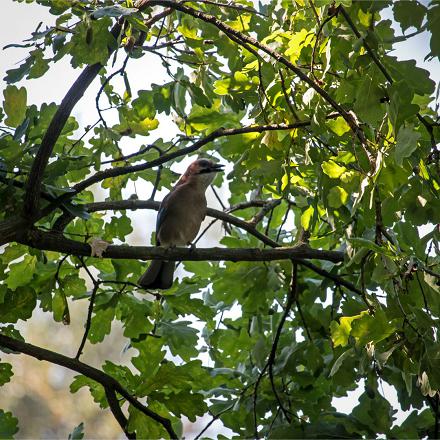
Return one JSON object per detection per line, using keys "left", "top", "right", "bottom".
{"left": 0, "top": 0, "right": 440, "bottom": 438}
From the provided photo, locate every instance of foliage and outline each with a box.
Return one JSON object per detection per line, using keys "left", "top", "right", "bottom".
{"left": 0, "top": 0, "right": 440, "bottom": 438}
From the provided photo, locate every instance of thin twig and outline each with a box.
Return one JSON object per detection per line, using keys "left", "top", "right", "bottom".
{"left": 279, "top": 69, "right": 299, "bottom": 120}
{"left": 105, "top": 387, "right": 135, "bottom": 439}
{"left": 296, "top": 299, "right": 312, "bottom": 341}
{"left": 95, "top": 54, "right": 130, "bottom": 128}
{"left": 181, "top": 0, "right": 267, "bottom": 17}
{"left": 267, "top": 262, "right": 298, "bottom": 424}
{"left": 75, "top": 282, "right": 99, "bottom": 359}
{"left": 194, "top": 402, "right": 235, "bottom": 440}
{"left": 210, "top": 185, "right": 226, "bottom": 210}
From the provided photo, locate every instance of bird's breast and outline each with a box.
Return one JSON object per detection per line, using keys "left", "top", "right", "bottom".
{"left": 157, "top": 191, "right": 207, "bottom": 246}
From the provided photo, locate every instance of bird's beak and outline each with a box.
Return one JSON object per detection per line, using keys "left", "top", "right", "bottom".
{"left": 209, "top": 163, "right": 224, "bottom": 173}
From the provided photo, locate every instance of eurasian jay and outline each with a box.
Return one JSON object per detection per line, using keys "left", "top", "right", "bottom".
{"left": 138, "top": 158, "right": 224, "bottom": 289}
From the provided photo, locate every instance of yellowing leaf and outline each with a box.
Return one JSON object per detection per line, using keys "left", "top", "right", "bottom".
{"left": 351, "top": 310, "right": 397, "bottom": 346}
{"left": 234, "top": 71, "right": 248, "bottom": 83}
{"left": 281, "top": 173, "right": 302, "bottom": 191}
{"left": 285, "top": 29, "right": 313, "bottom": 63}
{"left": 322, "top": 160, "right": 347, "bottom": 179}
{"left": 134, "top": 117, "right": 159, "bottom": 133}
{"left": 327, "top": 116, "right": 351, "bottom": 136}
{"left": 330, "top": 312, "right": 367, "bottom": 347}
{"left": 213, "top": 78, "right": 230, "bottom": 95}
{"left": 3, "top": 85, "right": 27, "bottom": 128}
{"left": 177, "top": 24, "right": 200, "bottom": 40}
{"left": 226, "top": 14, "right": 251, "bottom": 32}
{"left": 301, "top": 205, "right": 314, "bottom": 230}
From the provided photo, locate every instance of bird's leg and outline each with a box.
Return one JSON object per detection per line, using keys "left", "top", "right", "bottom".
{"left": 164, "top": 244, "right": 176, "bottom": 255}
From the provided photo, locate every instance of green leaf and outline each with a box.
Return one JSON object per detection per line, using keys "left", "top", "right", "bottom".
{"left": 0, "top": 363, "right": 13, "bottom": 386}
{"left": 159, "top": 321, "right": 199, "bottom": 361}
{"left": 394, "top": 125, "right": 421, "bottom": 166}
{"left": 0, "top": 410, "right": 18, "bottom": 439}
{"left": 152, "top": 391, "right": 207, "bottom": 422}
{"left": 69, "top": 17, "right": 116, "bottom": 67}
{"left": 127, "top": 404, "right": 167, "bottom": 439}
{"left": 0, "top": 287, "right": 36, "bottom": 323}
{"left": 92, "top": 5, "right": 137, "bottom": 18}
{"left": 351, "top": 310, "right": 397, "bottom": 346}
{"left": 352, "top": 391, "right": 393, "bottom": 434}
{"left": 300, "top": 205, "right": 314, "bottom": 230}
{"left": 328, "top": 186, "right": 349, "bottom": 209}
{"left": 52, "top": 288, "right": 70, "bottom": 324}
{"left": 384, "top": 57, "right": 435, "bottom": 96}
{"left": 329, "top": 348, "right": 354, "bottom": 377}
{"left": 3, "top": 86, "right": 27, "bottom": 128}
{"left": 68, "top": 422, "right": 85, "bottom": 440}
{"left": 349, "top": 237, "right": 392, "bottom": 256}
{"left": 393, "top": 1, "right": 427, "bottom": 32}
{"left": 388, "top": 80, "right": 420, "bottom": 133}
{"left": 5, "top": 255, "right": 37, "bottom": 290}
{"left": 353, "top": 76, "right": 385, "bottom": 125}
{"left": 427, "top": 5, "right": 440, "bottom": 59}
{"left": 89, "top": 305, "right": 115, "bottom": 344}
{"left": 70, "top": 375, "right": 107, "bottom": 408}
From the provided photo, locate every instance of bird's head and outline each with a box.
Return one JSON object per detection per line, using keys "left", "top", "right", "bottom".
{"left": 177, "top": 159, "right": 224, "bottom": 188}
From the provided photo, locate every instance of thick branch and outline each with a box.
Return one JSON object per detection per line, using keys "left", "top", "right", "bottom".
{"left": 24, "top": 61, "right": 103, "bottom": 217}
{"left": 0, "top": 334, "right": 177, "bottom": 439}
{"left": 17, "top": 228, "right": 344, "bottom": 263}
{"left": 50, "top": 199, "right": 367, "bottom": 298}
{"left": 23, "top": 7, "right": 174, "bottom": 219}
{"left": 0, "top": 216, "right": 27, "bottom": 246}
{"left": 83, "top": 199, "right": 281, "bottom": 248}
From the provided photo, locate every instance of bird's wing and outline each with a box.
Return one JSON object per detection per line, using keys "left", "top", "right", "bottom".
{"left": 155, "top": 192, "right": 172, "bottom": 245}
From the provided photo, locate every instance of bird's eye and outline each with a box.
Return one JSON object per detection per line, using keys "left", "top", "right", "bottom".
{"left": 198, "top": 159, "right": 210, "bottom": 168}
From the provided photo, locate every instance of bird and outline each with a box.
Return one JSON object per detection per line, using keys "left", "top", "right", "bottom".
{"left": 138, "top": 158, "right": 224, "bottom": 289}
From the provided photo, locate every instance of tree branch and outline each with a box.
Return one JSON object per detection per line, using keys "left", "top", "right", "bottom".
{"left": 22, "top": 19, "right": 119, "bottom": 217}
{"left": 17, "top": 228, "right": 344, "bottom": 263}
{"left": 23, "top": 7, "right": 175, "bottom": 219}
{"left": 76, "top": 279, "right": 99, "bottom": 360}
{"left": 49, "top": 199, "right": 369, "bottom": 300}
{"left": 339, "top": 7, "right": 392, "bottom": 84}
{"left": 0, "top": 334, "right": 177, "bottom": 439}
{"left": 268, "top": 262, "right": 298, "bottom": 423}
{"left": 40, "top": 122, "right": 311, "bottom": 219}
{"left": 105, "top": 387, "right": 136, "bottom": 440}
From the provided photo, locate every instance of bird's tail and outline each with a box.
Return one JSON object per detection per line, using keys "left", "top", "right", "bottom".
{"left": 138, "top": 260, "right": 175, "bottom": 289}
